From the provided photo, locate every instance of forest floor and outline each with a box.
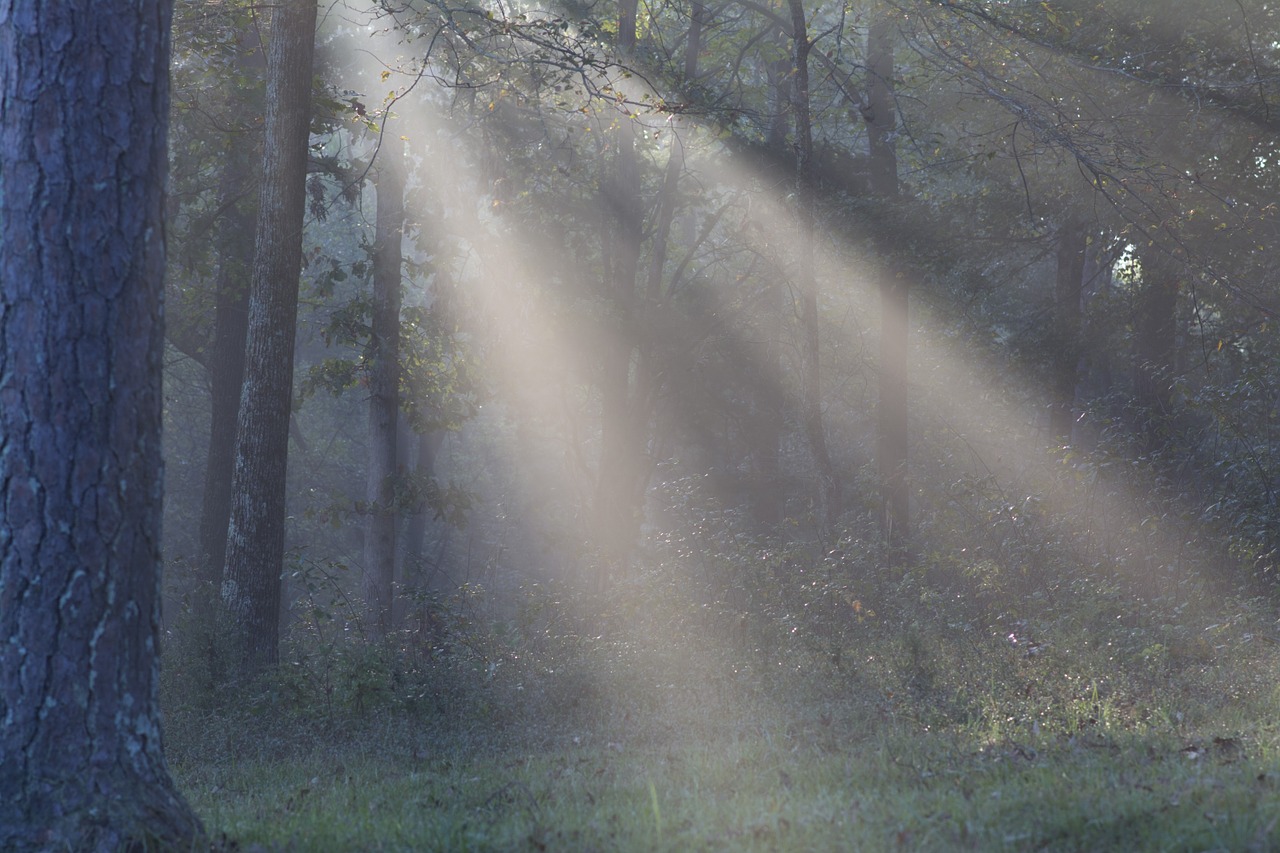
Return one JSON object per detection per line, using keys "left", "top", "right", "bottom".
{"left": 165, "top": 575, "right": 1280, "bottom": 851}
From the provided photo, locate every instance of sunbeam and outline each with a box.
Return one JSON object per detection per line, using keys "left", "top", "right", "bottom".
{"left": 142, "top": 1, "right": 1280, "bottom": 846}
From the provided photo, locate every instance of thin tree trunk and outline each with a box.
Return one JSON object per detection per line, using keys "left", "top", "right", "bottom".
{"left": 401, "top": 422, "right": 445, "bottom": 588}
{"left": 868, "top": 11, "right": 906, "bottom": 552}
{"left": 646, "top": 0, "right": 705, "bottom": 305}
{"left": 196, "top": 115, "right": 261, "bottom": 623}
{"left": 365, "top": 132, "right": 406, "bottom": 639}
{"left": 1072, "top": 236, "right": 1114, "bottom": 450}
{"left": 747, "top": 32, "right": 794, "bottom": 532}
{"left": 593, "top": 0, "right": 645, "bottom": 584}
{"left": 789, "top": 0, "right": 842, "bottom": 530}
{"left": 0, "top": 1, "right": 205, "bottom": 847}
{"left": 1134, "top": 248, "right": 1180, "bottom": 452}
{"left": 1050, "top": 213, "right": 1087, "bottom": 441}
{"left": 222, "top": 0, "right": 319, "bottom": 673}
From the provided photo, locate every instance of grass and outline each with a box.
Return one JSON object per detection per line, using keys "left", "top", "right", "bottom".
{"left": 171, "top": 715, "right": 1280, "bottom": 850}
{"left": 164, "top": 572, "right": 1280, "bottom": 851}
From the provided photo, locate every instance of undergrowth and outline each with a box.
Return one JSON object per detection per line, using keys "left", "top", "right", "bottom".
{"left": 162, "top": 515, "right": 1280, "bottom": 851}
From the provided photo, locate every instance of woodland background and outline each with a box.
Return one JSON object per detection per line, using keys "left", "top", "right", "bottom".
{"left": 155, "top": 0, "right": 1280, "bottom": 848}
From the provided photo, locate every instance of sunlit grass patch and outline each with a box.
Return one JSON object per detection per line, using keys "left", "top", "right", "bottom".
{"left": 174, "top": 710, "right": 1280, "bottom": 851}
{"left": 168, "top": 596, "right": 1280, "bottom": 851}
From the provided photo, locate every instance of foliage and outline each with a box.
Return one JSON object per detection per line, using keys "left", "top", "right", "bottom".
{"left": 163, "top": 520, "right": 1280, "bottom": 849}
{"left": 156, "top": 0, "right": 1280, "bottom": 846}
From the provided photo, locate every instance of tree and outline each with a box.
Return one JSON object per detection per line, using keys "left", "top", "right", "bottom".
{"left": 192, "top": 16, "right": 267, "bottom": 623}
{"left": 1133, "top": 246, "right": 1181, "bottom": 453}
{"left": 222, "top": 0, "right": 319, "bottom": 672}
{"left": 365, "top": 130, "right": 406, "bottom": 638}
{"left": 592, "top": 0, "right": 647, "bottom": 584}
{"left": 1050, "top": 211, "right": 1088, "bottom": 441}
{"left": 868, "top": 8, "right": 906, "bottom": 551}
{"left": 0, "top": 1, "right": 205, "bottom": 848}
{"left": 745, "top": 26, "right": 794, "bottom": 532}
{"left": 788, "top": 0, "right": 842, "bottom": 530}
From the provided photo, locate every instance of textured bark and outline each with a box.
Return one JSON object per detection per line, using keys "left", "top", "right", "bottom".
{"left": 222, "top": 0, "right": 319, "bottom": 673}
{"left": 0, "top": 1, "right": 204, "bottom": 849}
{"left": 1050, "top": 214, "right": 1088, "bottom": 441}
{"left": 365, "top": 133, "right": 406, "bottom": 639}
{"left": 867, "top": 11, "right": 907, "bottom": 552}
{"left": 196, "top": 120, "right": 261, "bottom": 619}
{"left": 789, "top": 0, "right": 842, "bottom": 530}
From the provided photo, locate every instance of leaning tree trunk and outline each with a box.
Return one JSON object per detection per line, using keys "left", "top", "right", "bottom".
{"left": 195, "top": 26, "right": 266, "bottom": 623}
{"left": 222, "top": 0, "right": 319, "bottom": 673}
{"left": 788, "top": 0, "right": 842, "bottom": 531}
{"left": 364, "top": 131, "right": 406, "bottom": 639}
{"left": 0, "top": 1, "right": 205, "bottom": 849}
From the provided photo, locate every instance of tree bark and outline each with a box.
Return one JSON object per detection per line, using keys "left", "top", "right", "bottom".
{"left": 789, "top": 0, "right": 842, "bottom": 530}
{"left": 1050, "top": 213, "right": 1087, "bottom": 441}
{"left": 1071, "top": 236, "right": 1115, "bottom": 450}
{"left": 747, "top": 29, "right": 794, "bottom": 532}
{"left": 365, "top": 131, "right": 406, "bottom": 639}
{"left": 222, "top": 0, "right": 319, "bottom": 673}
{"left": 401, "top": 422, "right": 445, "bottom": 588}
{"left": 195, "top": 82, "right": 262, "bottom": 621}
{"left": 1134, "top": 247, "right": 1180, "bottom": 452}
{"left": 867, "top": 10, "right": 907, "bottom": 552}
{"left": 593, "top": 0, "right": 646, "bottom": 584}
{"left": 0, "top": 1, "right": 204, "bottom": 848}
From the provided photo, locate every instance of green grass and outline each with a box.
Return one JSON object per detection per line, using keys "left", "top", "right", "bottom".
{"left": 171, "top": 716, "right": 1280, "bottom": 851}
{"left": 164, "top": 580, "right": 1280, "bottom": 851}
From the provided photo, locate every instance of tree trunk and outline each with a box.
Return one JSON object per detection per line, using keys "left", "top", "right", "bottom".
{"left": 1134, "top": 247, "right": 1180, "bottom": 453}
{"left": 748, "top": 33, "right": 794, "bottom": 532}
{"left": 195, "top": 75, "right": 263, "bottom": 621}
{"left": 365, "top": 132, "right": 406, "bottom": 639}
{"left": 1050, "top": 213, "right": 1087, "bottom": 441}
{"left": 789, "top": 0, "right": 842, "bottom": 531}
{"left": 867, "top": 11, "right": 907, "bottom": 552}
{"left": 1071, "top": 236, "right": 1115, "bottom": 450}
{"left": 593, "top": 0, "right": 645, "bottom": 584}
{"left": 0, "top": 1, "right": 205, "bottom": 848}
{"left": 401, "top": 422, "right": 445, "bottom": 588}
{"left": 222, "top": 0, "right": 319, "bottom": 673}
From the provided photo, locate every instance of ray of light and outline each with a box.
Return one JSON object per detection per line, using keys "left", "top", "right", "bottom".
{"left": 323, "top": 0, "right": 1265, "bottom": 699}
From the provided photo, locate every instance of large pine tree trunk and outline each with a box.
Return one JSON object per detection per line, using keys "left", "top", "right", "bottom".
{"left": 222, "top": 0, "right": 319, "bottom": 673}
{"left": 0, "top": 1, "right": 204, "bottom": 848}
{"left": 364, "top": 132, "right": 406, "bottom": 639}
